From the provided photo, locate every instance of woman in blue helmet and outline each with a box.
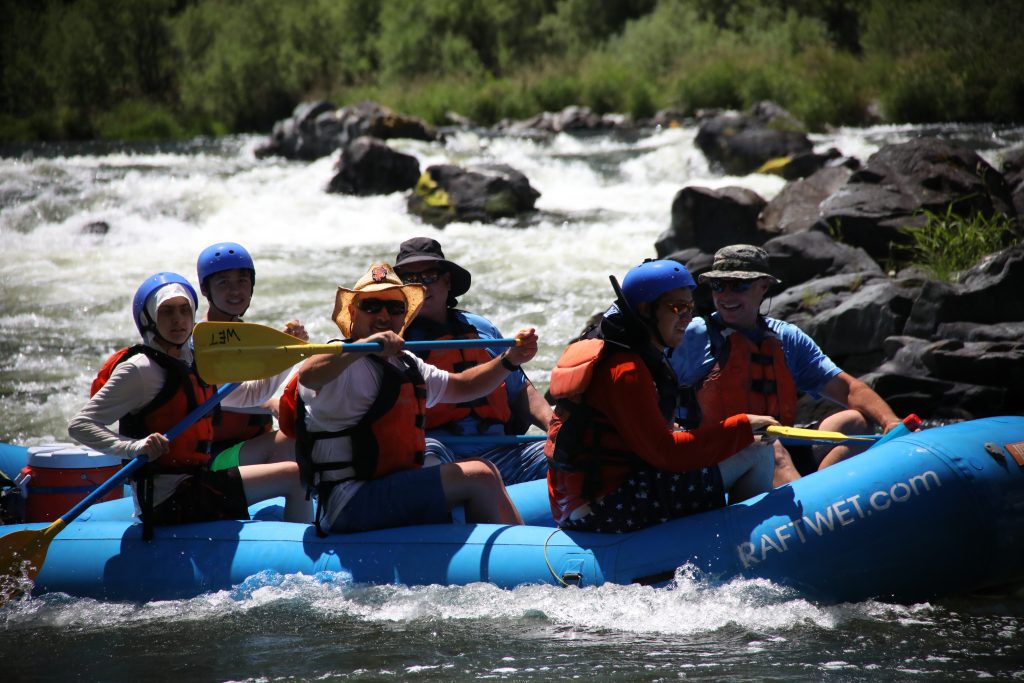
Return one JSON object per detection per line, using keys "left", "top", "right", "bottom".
{"left": 544, "top": 259, "right": 778, "bottom": 532}
{"left": 69, "top": 272, "right": 310, "bottom": 536}
{"left": 196, "top": 242, "right": 308, "bottom": 472}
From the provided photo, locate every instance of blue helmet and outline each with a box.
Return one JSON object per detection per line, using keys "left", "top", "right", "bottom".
{"left": 621, "top": 259, "right": 696, "bottom": 310}
{"left": 197, "top": 242, "right": 255, "bottom": 290}
{"left": 132, "top": 272, "right": 198, "bottom": 338}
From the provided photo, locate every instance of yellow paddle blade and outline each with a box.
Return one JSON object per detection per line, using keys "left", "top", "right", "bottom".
{"left": 766, "top": 425, "right": 876, "bottom": 443}
{"left": 194, "top": 321, "right": 342, "bottom": 384}
{"left": 0, "top": 520, "right": 65, "bottom": 602}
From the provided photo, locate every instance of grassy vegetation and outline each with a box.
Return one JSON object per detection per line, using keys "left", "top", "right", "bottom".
{"left": 1, "top": 0, "right": 1022, "bottom": 141}
{"left": 902, "top": 206, "right": 1021, "bottom": 282}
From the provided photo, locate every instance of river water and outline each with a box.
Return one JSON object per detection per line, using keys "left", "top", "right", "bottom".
{"left": 2, "top": 123, "right": 1024, "bottom": 680}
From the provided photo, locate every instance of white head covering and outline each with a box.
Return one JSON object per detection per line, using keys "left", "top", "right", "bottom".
{"left": 143, "top": 282, "right": 195, "bottom": 364}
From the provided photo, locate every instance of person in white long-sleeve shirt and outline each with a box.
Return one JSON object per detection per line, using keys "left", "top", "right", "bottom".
{"left": 69, "top": 272, "right": 309, "bottom": 536}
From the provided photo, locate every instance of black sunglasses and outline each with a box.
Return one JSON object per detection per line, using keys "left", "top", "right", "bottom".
{"left": 356, "top": 298, "right": 407, "bottom": 315}
{"left": 708, "top": 279, "right": 755, "bottom": 293}
{"left": 399, "top": 268, "right": 445, "bottom": 285}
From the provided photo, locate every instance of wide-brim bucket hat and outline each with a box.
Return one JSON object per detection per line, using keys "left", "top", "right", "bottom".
{"left": 698, "top": 244, "right": 781, "bottom": 285}
{"left": 333, "top": 262, "right": 425, "bottom": 337}
{"left": 393, "top": 236, "right": 472, "bottom": 299}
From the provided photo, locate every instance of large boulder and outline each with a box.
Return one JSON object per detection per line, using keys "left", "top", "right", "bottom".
{"left": 817, "top": 137, "right": 1018, "bottom": 263}
{"left": 1002, "top": 145, "right": 1024, "bottom": 220}
{"left": 761, "top": 230, "right": 883, "bottom": 289}
{"left": 695, "top": 101, "right": 813, "bottom": 176}
{"left": 406, "top": 164, "right": 540, "bottom": 227}
{"left": 760, "top": 166, "right": 854, "bottom": 235}
{"left": 326, "top": 137, "right": 420, "bottom": 196}
{"left": 255, "top": 101, "right": 437, "bottom": 161}
{"left": 655, "top": 186, "right": 770, "bottom": 256}
{"left": 904, "top": 244, "right": 1024, "bottom": 337}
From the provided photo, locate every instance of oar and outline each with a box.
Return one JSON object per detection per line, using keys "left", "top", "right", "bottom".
{"left": 0, "top": 382, "right": 239, "bottom": 595}
{"left": 194, "top": 321, "right": 519, "bottom": 384}
{"left": 765, "top": 425, "right": 880, "bottom": 444}
{"left": 439, "top": 428, "right": 881, "bottom": 447}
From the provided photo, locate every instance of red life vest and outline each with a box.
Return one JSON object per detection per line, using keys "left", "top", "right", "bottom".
{"left": 91, "top": 345, "right": 215, "bottom": 468}
{"left": 545, "top": 339, "right": 646, "bottom": 519}
{"left": 211, "top": 407, "right": 272, "bottom": 453}
{"left": 695, "top": 320, "right": 798, "bottom": 427}
{"left": 280, "top": 355, "right": 427, "bottom": 490}
{"left": 418, "top": 323, "right": 511, "bottom": 432}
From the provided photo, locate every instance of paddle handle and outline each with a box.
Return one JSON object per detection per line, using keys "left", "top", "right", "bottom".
{"left": 869, "top": 414, "right": 922, "bottom": 449}
{"left": 58, "top": 382, "right": 240, "bottom": 526}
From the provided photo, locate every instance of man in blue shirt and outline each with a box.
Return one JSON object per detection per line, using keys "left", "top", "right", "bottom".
{"left": 670, "top": 245, "right": 902, "bottom": 485}
{"left": 395, "top": 237, "right": 551, "bottom": 484}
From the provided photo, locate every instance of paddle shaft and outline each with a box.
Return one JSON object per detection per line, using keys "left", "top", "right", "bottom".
{"left": 439, "top": 432, "right": 881, "bottom": 448}
{"left": 57, "top": 382, "right": 240, "bottom": 526}
{"left": 203, "top": 338, "right": 518, "bottom": 356}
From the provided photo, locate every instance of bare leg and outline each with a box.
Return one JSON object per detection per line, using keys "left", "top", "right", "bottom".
{"left": 772, "top": 441, "right": 801, "bottom": 486}
{"left": 718, "top": 441, "right": 775, "bottom": 502}
{"left": 239, "top": 461, "right": 311, "bottom": 523}
{"left": 816, "top": 409, "right": 871, "bottom": 470}
{"left": 439, "top": 459, "right": 523, "bottom": 525}
{"left": 238, "top": 430, "right": 295, "bottom": 466}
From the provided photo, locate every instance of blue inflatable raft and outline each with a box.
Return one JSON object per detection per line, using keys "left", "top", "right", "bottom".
{"left": 2, "top": 416, "right": 1024, "bottom": 603}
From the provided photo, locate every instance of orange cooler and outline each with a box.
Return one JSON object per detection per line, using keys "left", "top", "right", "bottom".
{"left": 23, "top": 444, "right": 125, "bottom": 522}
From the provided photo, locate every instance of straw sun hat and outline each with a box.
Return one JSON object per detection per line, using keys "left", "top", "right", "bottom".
{"left": 332, "top": 262, "right": 425, "bottom": 338}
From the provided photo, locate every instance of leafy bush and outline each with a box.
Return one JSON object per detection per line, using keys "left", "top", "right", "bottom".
{"left": 902, "top": 206, "right": 1019, "bottom": 282}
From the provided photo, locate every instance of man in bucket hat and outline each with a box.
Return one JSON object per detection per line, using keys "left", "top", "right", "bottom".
{"left": 670, "top": 244, "right": 902, "bottom": 485}
{"left": 394, "top": 237, "right": 551, "bottom": 485}
{"left": 292, "top": 262, "right": 533, "bottom": 533}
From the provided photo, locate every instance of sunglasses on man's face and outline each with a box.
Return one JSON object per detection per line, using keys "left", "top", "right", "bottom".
{"left": 356, "top": 298, "right": 407, "bottom": 315}
{"left": 708, "top": 279, "right": 755, "bottom": 293}
{"left": 399, "top": 268, "right": 445, "bottom": 285}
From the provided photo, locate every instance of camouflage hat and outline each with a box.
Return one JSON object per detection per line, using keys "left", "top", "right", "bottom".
{"left": 699, "top": 244, "right": 781, "bottom": 285}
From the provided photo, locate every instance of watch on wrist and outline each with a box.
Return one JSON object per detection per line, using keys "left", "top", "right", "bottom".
{"left": 500, "top": 354, "right": 520, "bottom": 372}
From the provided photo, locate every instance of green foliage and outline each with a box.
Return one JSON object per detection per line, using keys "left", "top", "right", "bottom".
{"left": 1, "top": 0, "right": 1022, "bottom": 140}
{"left": 902, "top": 206, "right": 1019, "bottom": 282}
{"left": 93, "top": 100, "right": 186, "bottom": 140}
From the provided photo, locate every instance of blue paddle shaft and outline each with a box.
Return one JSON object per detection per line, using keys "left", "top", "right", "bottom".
{"left": 344, "top": 338, "right": 517, "bottom": 352}
{"left": 59, "top": 382, "right": 241, "bottom": 525}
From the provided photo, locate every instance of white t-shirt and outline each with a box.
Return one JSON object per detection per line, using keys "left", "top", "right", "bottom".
{"left": 298, "top": 351, "right": 449, "bottom": 528}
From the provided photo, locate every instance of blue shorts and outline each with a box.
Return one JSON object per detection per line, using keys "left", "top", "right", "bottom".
{"left": 426, "top": 439, "right": 548, "bottom": 485}
{"left": 330, "top": 466, "right": 452, "bottom": 534}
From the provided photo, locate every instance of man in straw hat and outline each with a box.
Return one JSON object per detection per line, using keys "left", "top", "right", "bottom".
{"left": 394, "top": 237, "right": 551, "bottom": 485}
{"left": 293, "top": 262, "right": 534, "bottom": 533}
{"left": 671, "top": 244, "right": 902, "bottom": 485}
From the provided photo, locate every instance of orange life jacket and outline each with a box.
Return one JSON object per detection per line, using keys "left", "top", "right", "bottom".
{"left": 91, "top": 345, "right": 215, "bottom": 468}
{"left": 545, "top": 338, "right": 649, "bottom": 513}
{"left": 695, "top": 318, "right": 798, "bottom": 427}
{"left": 415, "top": 320, "right": 512, "bottom": 433}
{"left": 280, "top": 355, "right": 426, "bottom": 488}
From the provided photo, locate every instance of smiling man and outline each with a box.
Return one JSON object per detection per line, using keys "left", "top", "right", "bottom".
{"left": 292, "top": 262, "right": 532, "bottom": 534}
{"left": 394, "top": 237, "right": 551, "bottom": 485}
{"left": 671, "top": 244, "right": 902, "bottom": 484}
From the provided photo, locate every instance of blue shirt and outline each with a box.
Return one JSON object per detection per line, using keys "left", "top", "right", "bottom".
{"left": 670, "top": 314, "right": 842, "bottom": 399}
